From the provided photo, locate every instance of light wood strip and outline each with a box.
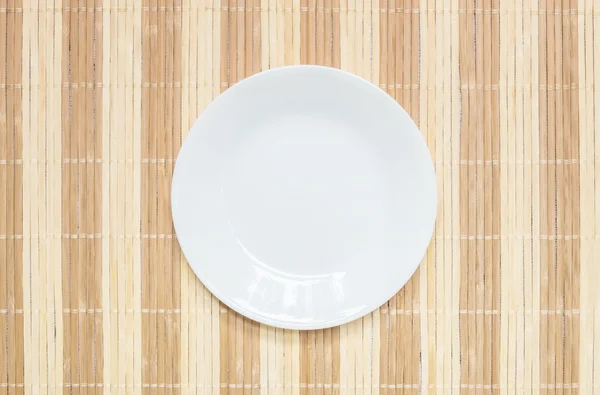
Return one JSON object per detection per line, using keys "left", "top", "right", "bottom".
{"left": 273, "top": 0, "right": 280, "bottom": 67}
{"left": 506, "top": 0, "right": 518, "bottom": 391}
{"left": 517, "top": 0, "right": 526, "bottom": 390}
{"left": 516, "top": 0, "right": 525, "bottom": 391}
{"left": 338, "top": 0, "right": 347, "bottom": 70}
{"left": 568, "top": 1, "right": 581, "bottom": 392}
{"left": 491, "top": 1, "right": 501, "bottom": 391}
{"left": 130, "top": 0, "right": 143, "bottom": 390}
{"left": 474, "top": 0, "right": 485, "bottom": 392}
{"left": 538, "top": 1, "right": 549, "bottom": 393}
{"left": 421, "top": 0, "right": 435, "bottom": 391}
{"left": 21, "top": 0, "right": 32, "bottom": 391}
{"left": 50, "top": 0, "right": 64, "bottom": 392}
{"left": 499, "top": 0, "right": 512, "bottom": 392}
{"left": 452, "top": 0, "right": 461, "bottom": 392}
{"left": 97, "top": 2, "right": 106, "bottom": 392}
{"left": 436, "top": 0, "right": 445, "bottom": 387}
{"left": 577, "top": 0, "right": 588, "bottom": 393}
{"left": 523, "top": 0, "right": 533, "bottom": 392}
{"left": 115, "top": 0, "right": 124, "bottom": 390}
{"left": 179, "top": 0, "right": 191, "bottom": 392}
{"left": 579, "top": 0, "right": 597, "bottom": 392}
{"left": 102, "top": 0, "right": 143, "bottom": 391}
{"left": 595, "top": 0, "right": 600, "bottom": 392}
{"left": 118, "top": 0, "right": 128, "bottom": 390}
{"left": 258, "top": 326, "right": 267, "bottom": 395}
{"left": 361, "top": 0, "right": 370, "bottom": 79}
{"left": 531, "top": 1, "right": 541, "bottom": 392}
{"left": 540, "top": 0, "right": 555, "bottom": 393}
{"left": 131, "top": 0, "right": 143, "bottom": 386}
{"left": 108, "top": 0, "right": 119, "bottom": 391}
{"left": 179, "top": 0, "right": 220, "bottom": 392}
{"left": 101, "top": 0, "right": 111, "bottom": 392}
{"left": 595, "top": 0, "right": 600, "bottom": 390}
{"left": 34, "top": 1, "right": 45, "bottom": 391}
{"left": 263, "top": 0, "right": 271, "bottom": 68}
{"left": 566, "top": 2, "right": 580, "bottom": 393}
{"left": 21, "top": 1, "right": 64, "bottom": 394}
{"left": 429, "top": 0, "right": 441, "bottom": 391}
{"left": 458, "top": 0, "right": 476, "bottom": 391}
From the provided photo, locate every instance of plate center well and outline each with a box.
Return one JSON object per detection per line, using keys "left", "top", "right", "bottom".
{"left": 220, "top": 113, "right": 389, "bottom": 277}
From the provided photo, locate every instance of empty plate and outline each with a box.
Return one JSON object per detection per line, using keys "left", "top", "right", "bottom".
{"left": 171, "top": 66, "right": 437, "bottom": 329}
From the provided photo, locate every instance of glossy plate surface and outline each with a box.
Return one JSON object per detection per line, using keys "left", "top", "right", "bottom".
{"left": 172, "top": 66, "right": 437, "bottom": 329}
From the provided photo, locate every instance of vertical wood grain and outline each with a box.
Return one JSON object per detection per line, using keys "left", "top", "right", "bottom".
{"left": 537, "top": 0, "right": 581, "bottom": 393}
{"left": 102, "top": 0, "right": 143, "bottom": 392}
{"left": 458, "top": 0, "right": 478, "bottom": 391}
{"left": 141, "top": 0, "right": 183, "bottom": 393}
{"left": 60, "top": 0, "right": 104, "bottom": 391}
{"left": 377, "top": 1, "right": 423, "bottom": 393}
{"left": 458, "top": 0, "right": 501, "bottom": 391}
{"left": 219, "top": 4, "right": 262, "bottom": 393}
{"left": 21, "top": 0, "right": 63, "bottom": 394}
{"left": 1, "top": 0, "right": 24, "bottom": 393}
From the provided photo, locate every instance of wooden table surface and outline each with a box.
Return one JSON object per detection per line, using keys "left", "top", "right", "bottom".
{"left": 2, "top": 0, "right": 599, "bottom": 393}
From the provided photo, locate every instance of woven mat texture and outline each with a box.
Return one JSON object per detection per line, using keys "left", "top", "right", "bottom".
{"left": 1, "top": 0, "right": 599, "bottom": 393}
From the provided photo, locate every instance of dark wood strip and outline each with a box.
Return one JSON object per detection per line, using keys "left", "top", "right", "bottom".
{"left": 539, "top": 0, "right": 580, "bottom": 392}
{"left": 379, "top": 0, "right": 422, "bottom": 391}
{"left": 1, "top": 0, "right": 24, "bottom": 392}
{"left": 218, "top": 3, "right": 262, "bottom": 393}
{"left": 61, "top": 0, "right": 104, "bottom": 392}
{"left": 141, "top": 0, "right": 183, "bottom": 393}
{"left": 486, "top": 0, "right": 501, "bottom": 391}
{"left": 458, "top": 0, "right": 501, "bottom": 392}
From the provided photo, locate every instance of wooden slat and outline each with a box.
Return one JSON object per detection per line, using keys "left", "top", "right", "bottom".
{"left": 377, "top": 3, "right": 422, "bottom": 394}
{"left": 21, "top": 0, "right": 64, "bottom": 394}
{"left": 58, "top": 0, "right": 104, "bottom": 392}
{"left": 141, "top": 0, "right": 183, "bottom": 393}
{"left": 2, "top": 0, "right": 24, "bottom": 393}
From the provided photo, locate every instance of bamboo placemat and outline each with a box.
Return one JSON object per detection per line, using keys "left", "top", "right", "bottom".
{"left": 2, "top": 0, "right": 600, "bottom": 393}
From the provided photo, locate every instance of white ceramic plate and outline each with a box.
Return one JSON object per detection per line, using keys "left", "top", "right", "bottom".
{"left": 172, "top": 66, "right": 437, "bottom": 329}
